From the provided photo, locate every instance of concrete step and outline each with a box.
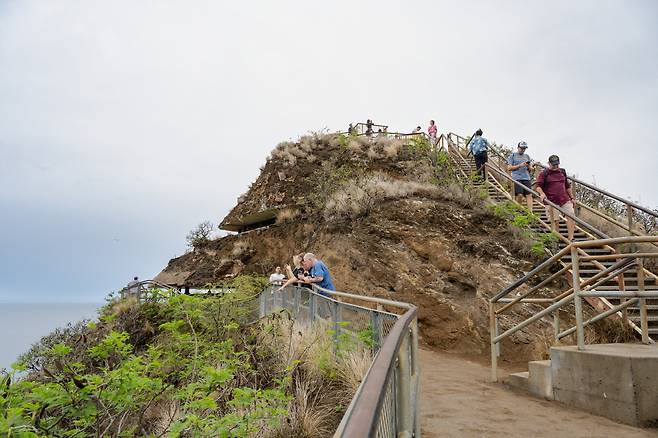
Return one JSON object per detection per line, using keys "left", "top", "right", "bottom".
{"left": 528, "top": 360, "right": 553, "bottom": 400}
{"left": 507, "top": 371, "right": 529, "bottom": 392}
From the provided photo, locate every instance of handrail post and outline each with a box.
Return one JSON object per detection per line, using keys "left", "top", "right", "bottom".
{"left": 489, "top": 302, "right": 498, "bottom": 382}
{"left": 618, "top": 265, "right": 629, "bottom": 326}
{"left": 626, "top": 203, "right": 636, "bottom": 253}
{"left": 260, "top": 288, "right": 267, "bottom": 317}
{"left": 396, "top": 331, "right": 412, "bottom": 437}
{"left": 294, "top": 287, "right": 301, "bottom": 315}
{"left": 371, "top": 311, "right": 382, "bottom": 350}
{"left": 553, "top": 309, "right": 560, "bottom": 343}
{"left": 410, "top": 318, "right": 421, "bottom": 438}
{"left": 571, "top": 247, "right": 586, "bottom": 350}
{"left": 333, "top": 301, "right": 342, "bottom": 351}
{"left": 638, "top": 258, "right": 650, "bottom": 343}
{"left": 309, "top": 293, "right": 316, "bottom": 322}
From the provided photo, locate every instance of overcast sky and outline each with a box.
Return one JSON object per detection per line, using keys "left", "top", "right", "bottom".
{"left": 1, "top": 0, "right": 657, "bottom": 302}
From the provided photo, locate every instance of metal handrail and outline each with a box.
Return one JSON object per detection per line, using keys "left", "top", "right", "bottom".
{"left": 447, "top": 131, "right": 658, "bottom": 231}
{"left": 489, "top": 236, "right": 658, "bottom": 381}
{"left": 445, "top": 133, "right": 611, "bottom": 240}
{"left": 259, "top": 284, "right": 420, "bottom": 437}
{"left": 484, "top": 164, "right": 610, "bottom": 240}
{"left": 339, "top": 304, "right": 419, "bottom": 437}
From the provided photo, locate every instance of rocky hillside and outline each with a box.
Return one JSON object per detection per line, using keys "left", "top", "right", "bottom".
{"left": 156, "top": 133, "right": 563, "bottom": 362}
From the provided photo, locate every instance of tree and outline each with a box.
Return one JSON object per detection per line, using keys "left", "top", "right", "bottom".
{"left": 186, "top": 221, "right": 214, "bottom": 249}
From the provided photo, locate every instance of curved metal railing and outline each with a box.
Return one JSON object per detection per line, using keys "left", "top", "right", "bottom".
{"left": 258, "top": 284, "right": 420, "bottom": 437}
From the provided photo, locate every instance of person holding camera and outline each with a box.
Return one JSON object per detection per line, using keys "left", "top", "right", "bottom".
{"left": 507, "top": 141, "right": 535, "bottom": 211}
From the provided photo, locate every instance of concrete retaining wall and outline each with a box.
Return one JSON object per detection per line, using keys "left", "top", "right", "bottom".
{"left": 550, "top": 344, "right": 658, "bottom": 427}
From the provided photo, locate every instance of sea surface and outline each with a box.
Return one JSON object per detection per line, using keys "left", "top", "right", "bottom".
{"left": 0, "top": 303, "right": 101, "bottom": 370}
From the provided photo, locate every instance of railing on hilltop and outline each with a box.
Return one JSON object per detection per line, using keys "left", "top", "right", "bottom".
{"left": 489, "top": 236, "right": 658, "bottom": 382}
{"left": 119, "top": 280, "right": 179, "bottom": 300}
{"left": 260, "top": 285, "right": 421, "bottom": 438}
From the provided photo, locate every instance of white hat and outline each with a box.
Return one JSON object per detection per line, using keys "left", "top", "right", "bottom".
{"left": 518, "top": 141, "right": 528, "bottom": 149}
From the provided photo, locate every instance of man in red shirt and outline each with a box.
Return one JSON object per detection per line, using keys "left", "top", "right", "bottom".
{"left": 535, "top": 155, "right": 576, "bottom": 241}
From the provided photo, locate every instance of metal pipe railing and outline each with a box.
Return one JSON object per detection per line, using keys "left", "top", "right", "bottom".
{"left": 262, "top": 284, "right": 420, "bottom": 437}
{"left": 489, "top": 236, "right": 658, "bottom": 381}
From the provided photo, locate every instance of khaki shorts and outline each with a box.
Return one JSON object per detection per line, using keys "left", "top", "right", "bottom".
{"left": 548, "top": 201, "right": 574, "bottom": 220}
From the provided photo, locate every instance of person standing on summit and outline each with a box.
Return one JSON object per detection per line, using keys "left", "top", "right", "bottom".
{"left": 428, "top": 120, "right": 438, "bottom": 145}
{"left": 535, "top": 155, "right": 576, "bottom": 241}
{"left": 469, "top": 129, "right": 489, "bottom": 180}
{"left": 507, "top": 141, "right": 535, "bottom": 211}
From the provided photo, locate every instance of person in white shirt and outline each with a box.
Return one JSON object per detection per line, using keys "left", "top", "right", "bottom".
{"left": 269, "top": 266, "right": 285, "bottom": 286}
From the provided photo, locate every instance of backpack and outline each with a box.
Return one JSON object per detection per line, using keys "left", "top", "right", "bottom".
{"left": 539, "top": 168, "right": 568, "bottom": 192}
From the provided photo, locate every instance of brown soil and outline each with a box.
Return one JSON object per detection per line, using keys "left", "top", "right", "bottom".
{"left": 419, "top": 348, "right": 658, "bottom": 437}
{"left": 156, "top": 134, "right": 624, "bottom": 365}
{"left": 157, "top": 192, "right": 562, "bottom": 364}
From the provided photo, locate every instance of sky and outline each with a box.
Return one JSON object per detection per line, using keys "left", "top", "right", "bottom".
{"left": 1, "top": 0, "right": 657, "bottom": 303}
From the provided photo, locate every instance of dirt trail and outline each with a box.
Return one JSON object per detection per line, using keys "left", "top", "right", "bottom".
{"left": 419, "top": 348, "right": 658, "bottom": 438}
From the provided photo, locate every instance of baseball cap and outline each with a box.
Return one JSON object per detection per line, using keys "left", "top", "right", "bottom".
{"left": 548, "top": 155, "right": 560, "bottom": 164}
{"left": 518, "top": 141, "right": 528, "bottom": 149}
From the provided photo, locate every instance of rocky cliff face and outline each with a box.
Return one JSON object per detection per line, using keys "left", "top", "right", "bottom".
{"left": 156, "top": 133, "right": 555, "bottom": 360}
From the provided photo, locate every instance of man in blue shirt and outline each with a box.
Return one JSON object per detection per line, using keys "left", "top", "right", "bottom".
{"left": 507, "top": 141, "right": 535, "bottom": 211}
{"left": 302, "top": 253, "right": 335, "bottom": 296}
{"left": 468, "top": 129, "right": 489, "bottom": 180}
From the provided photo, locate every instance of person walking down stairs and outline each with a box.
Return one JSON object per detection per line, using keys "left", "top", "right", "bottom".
{"left": 507, "top": 141, "right": 535, "bottom": 212}
{"left": 535, "top": 155, "right": 576, "bottom": 241}
{"left": 469, "top": 129, "right": 489, "bottom": 180}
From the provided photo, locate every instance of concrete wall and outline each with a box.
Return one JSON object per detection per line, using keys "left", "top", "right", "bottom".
{"left": 551, "top": 344, "right": 658, "bottom": 427}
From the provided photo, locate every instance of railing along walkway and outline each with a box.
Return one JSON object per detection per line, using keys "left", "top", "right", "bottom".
{"left": 261, "top": 285, "right": 420, "bottom": 438}
{"left": 444, "top": 133, "right": 658, "bottom": 341}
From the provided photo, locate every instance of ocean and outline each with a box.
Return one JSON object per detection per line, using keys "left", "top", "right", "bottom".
{"left": 0, "top": 303, "right": 102, "bottom": 370}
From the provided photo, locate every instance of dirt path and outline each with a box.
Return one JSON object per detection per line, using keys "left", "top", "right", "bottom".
{"left": 419, "top": 348, "right": 658, "bottom": 437}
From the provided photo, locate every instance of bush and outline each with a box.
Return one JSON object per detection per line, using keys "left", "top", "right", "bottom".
{"left": 1, "top": 278, "right": 294, "bottom": 437}
{"left": 2, "top": 273, "right": 370, "bottom": 437}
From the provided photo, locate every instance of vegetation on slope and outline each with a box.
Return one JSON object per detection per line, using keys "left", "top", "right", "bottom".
{"left": 1, "top": 276, "right": 370, "bottom": 437}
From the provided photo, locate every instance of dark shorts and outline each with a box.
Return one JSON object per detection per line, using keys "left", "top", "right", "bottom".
{"left": 474, "top": 151, "right": 488, "bottom": 169}
{"left": 514, "top": 179, "right": 532, "bottom": 196}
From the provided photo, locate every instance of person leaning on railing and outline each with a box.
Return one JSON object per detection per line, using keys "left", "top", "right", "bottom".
{"left": 301, "top": 252, "right": 336, "bottom": 297}
{"left": 534, "top": 154, "right": 576, "bottom": 241}
{"left": 276, "top": 253, "right": 311, "bottom": 292}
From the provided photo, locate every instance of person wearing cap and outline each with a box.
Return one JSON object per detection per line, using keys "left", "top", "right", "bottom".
{"left": 535, "top": 155, "right": 576, "bottom": 241}
{"left": 507, "top": 141, "right": 535, "bottom": 211}
{"left": 468, "top": 129, "right": 489, "bottom": 180}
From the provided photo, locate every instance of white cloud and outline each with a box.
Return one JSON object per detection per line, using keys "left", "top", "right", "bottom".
{"left": 1, "top": 0, "right": 657, "bottom": 301}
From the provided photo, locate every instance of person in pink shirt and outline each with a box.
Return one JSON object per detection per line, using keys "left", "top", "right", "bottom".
{"left": 428, "top": 120, "right": 438, "bottom": 145}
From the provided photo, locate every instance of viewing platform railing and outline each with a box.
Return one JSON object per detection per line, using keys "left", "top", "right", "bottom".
{"left": 260, "top": 285, "right": 420, "bottom": 438}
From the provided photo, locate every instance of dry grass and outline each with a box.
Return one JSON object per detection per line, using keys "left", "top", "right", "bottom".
{"left": 231, "top": 240, "right": 251, "bottom": 258}
{"left": 324, "top": 173, "right": 442, "bottom": 221}
{"left": 276, "top": 207, "right": 300, "bottom": 223}
{"left": 261, "top": 316, "right": 373, "bottom": 437}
